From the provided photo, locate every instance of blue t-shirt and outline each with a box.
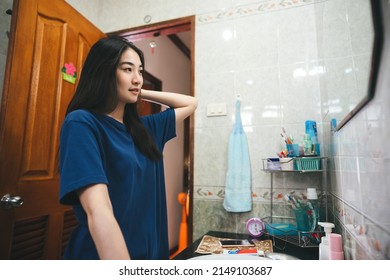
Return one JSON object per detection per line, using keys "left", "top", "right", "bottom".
{"left": 59, "top": 108, "right": 176, "bottom": 260}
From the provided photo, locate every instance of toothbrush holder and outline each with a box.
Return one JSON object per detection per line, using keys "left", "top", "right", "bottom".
{"left": 286, "top": 143, "right": 299, "bottom": 157}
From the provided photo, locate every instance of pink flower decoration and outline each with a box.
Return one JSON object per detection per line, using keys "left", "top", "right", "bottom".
{"left": 64, "top": 63, "right": 76, "bottom": 76}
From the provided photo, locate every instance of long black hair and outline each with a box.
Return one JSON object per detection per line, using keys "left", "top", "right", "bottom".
{"left": 66, "top": 36, "right": 162, "bottom": 161}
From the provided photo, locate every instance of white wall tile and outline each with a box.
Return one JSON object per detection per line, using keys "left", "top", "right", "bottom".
{"left": 278, "top": 5, "right": 319, "bottom": 65}
{"left": 279, "top": 62, "right": 322, "bottom": 124}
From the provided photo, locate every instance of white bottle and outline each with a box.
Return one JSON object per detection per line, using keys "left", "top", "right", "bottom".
{"left": 318, "top": 222, "right": 335, "bottom": 260}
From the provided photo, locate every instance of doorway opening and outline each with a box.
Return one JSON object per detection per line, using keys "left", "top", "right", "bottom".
{"left": 108, "top": 16, "right": 195, "bottom": 252}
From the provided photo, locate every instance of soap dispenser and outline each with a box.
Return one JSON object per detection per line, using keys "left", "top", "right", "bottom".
{"left": 318, "top": 222, "right": 334, "bottom": 260}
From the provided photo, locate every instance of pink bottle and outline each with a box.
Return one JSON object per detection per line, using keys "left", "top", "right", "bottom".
{"left": 329, "top": 233, "right": 344, "bottom": 260}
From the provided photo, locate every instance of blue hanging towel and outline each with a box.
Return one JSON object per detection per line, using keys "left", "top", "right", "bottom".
{"left": 223, "top": 100, "right": 252, "bottom": 213}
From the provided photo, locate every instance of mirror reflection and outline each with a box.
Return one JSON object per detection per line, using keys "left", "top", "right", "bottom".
{"left": 319, "top": 0, "right": 379, "bottom": 130}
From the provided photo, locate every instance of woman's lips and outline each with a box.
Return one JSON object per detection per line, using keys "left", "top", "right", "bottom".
{"left": 129, "top": 88, "right": 139, "bottom": 95}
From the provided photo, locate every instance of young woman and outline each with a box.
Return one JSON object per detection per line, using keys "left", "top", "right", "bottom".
{"left": 59, "top": 36, "right": 197, "bottom": 260}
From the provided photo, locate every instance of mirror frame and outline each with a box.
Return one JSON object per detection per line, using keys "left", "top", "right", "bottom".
{"left": 336, "top": 0, "right": 385, "bottom": 131}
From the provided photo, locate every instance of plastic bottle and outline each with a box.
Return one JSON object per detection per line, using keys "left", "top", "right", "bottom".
{"left": 329, "top": 233, "right": 344, "bottom": 260}
{"left": 305, "top": 120, "right": 318, "bottom": 144}
{"left": 303, "top": 134, "right": 312, "bottom": 155}
{"left": 318, "top": 222, "right": 335, "bottom": 260}
{"left": 307, "top": 188, "right": 319, "bottom": 232}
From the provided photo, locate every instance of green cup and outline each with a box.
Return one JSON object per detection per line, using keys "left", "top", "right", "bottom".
{"left": 293, "top": 206, "right": 310, "bottom": 231}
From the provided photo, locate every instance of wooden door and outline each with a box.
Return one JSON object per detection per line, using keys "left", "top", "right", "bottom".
{"left": 0, "top": 0, "right": 105, "bottom": 259}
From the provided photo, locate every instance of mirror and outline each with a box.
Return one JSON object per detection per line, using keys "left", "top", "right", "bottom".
{"left": 321, "top": 0, "right": 384, "bottom": 130}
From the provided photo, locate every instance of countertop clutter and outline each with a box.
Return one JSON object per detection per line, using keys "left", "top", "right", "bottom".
{"left": 172, "top": 231, "right": 319, "bottom": 260}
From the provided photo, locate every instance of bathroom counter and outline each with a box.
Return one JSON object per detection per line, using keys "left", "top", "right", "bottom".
{"left": 172, "top": 231, "right": 319, "bottom": 260}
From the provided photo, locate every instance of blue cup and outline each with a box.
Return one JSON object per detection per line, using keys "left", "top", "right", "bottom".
{"left": 286, "top": 143, "right": 299, "bottom": 157}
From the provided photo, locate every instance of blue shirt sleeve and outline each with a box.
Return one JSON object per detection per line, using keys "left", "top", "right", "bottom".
{"left": 141, "top": 108, "right": 176, "bottom": 150}
{"left": 59, "top": 113, "right": 108, "bottom": 205}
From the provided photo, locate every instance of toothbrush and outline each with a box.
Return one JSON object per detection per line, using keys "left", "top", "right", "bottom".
{"left": 281, "top": 133, "right": 288, "bottom": 144}
{"left": 283, "top": 194, "right": 296, "bottom": 209}
{"left": 282, "top": 127, "right": 293, "bottom": 144}
{"left": 223, "top": 249, "right": 264, "bottom": 255}
{"left": 307, "top": 201, "right": 318, "bottom": 232}
{"left": 291, "top": 195, "right": 302, "bottom": 208}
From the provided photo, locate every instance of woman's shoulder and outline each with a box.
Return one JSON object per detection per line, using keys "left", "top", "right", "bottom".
{"left": 65, "top": 109, "right": 97, "bottom": 123}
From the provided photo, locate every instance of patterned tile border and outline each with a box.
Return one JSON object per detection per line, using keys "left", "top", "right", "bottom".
{"left": 194, "top": 186, "right": 325, "bottom": 203}
{"left": 194, "top": 186, "right": 225, "bottom": 200}
{"left": 197, "top": 0, "right": 326, "bottom": 25}
{"left": 329, "top": 193, "right": 390, "bottom": 259}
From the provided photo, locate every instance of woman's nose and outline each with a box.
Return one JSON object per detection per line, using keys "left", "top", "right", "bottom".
{"left": 132, "top": 73, "right": 142, "bottom": 84}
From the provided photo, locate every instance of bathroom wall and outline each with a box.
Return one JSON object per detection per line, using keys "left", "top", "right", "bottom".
{"left": 315, "top": 0, "right": 390, "bottom": 260}
{"left": 64, "top": 0, "right": 390, "bottom": 259}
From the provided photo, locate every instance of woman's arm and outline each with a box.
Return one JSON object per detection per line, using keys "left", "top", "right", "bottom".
{"left": 140, "top": 89, "right": 198, "bottom": 123}
{"left": 78, "top": 184, "right": 130, "bottom": 260}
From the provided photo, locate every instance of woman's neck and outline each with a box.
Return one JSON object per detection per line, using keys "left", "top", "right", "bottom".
{"left": 106, "top": 107, "right": 124, "bottom": 124}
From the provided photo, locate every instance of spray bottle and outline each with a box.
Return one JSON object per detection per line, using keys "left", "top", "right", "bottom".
{"left": 318, "top": 222, "right": 334, "bottom": 260}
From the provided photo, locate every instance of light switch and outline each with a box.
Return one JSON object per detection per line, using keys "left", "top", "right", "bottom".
{"left": 207, "top": 103, "right": 227, "bottom": 117}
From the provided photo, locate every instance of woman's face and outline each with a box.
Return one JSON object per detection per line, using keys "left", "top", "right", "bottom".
{"left": 116, "top": 48, "right": 143, "bottom": 105}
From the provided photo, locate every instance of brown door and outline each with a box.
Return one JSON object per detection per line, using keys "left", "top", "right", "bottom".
{"left": 0, "top": 0, "right": 105, "bottom": 259}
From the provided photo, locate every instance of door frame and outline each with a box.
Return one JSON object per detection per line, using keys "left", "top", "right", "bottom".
{"left": 108, "top": 16, "right": 195, "bottom": 245}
